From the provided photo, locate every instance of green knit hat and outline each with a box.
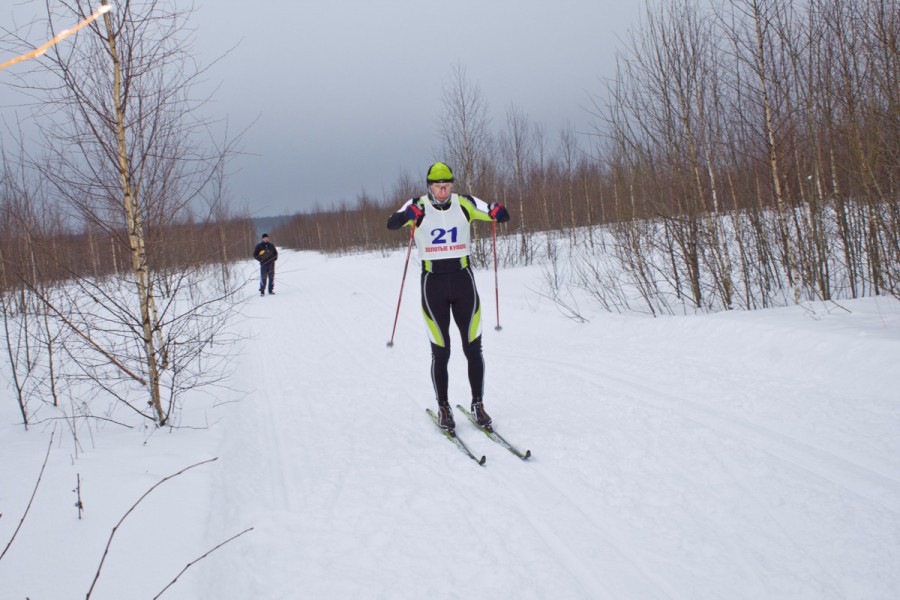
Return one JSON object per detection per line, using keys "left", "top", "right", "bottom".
{"left": 426, "top": 162, "right": 454, "bottom": 184}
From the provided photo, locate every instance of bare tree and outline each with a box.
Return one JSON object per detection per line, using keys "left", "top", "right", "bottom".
{"left": 438, "top": 63, "right": 492, "bottom": 191}
{"left": 4, "top": 0, "right": 245, "bottom": 427}
{"left": 499, "top": 103, "right": 537, "bottom": 263}
{"left": 557, "top": 123, "right": 580, "bottom": 247}
{"left": 208, "top": 0, "right": 898, "bottom": 316}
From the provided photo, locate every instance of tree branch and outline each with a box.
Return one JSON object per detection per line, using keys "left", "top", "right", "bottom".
{"left": 0, "top": 432, "right": 53, "bottom": 562}
{"left": 152, "top": 527, "right": 254, "bottom": 599}
{"left": 85, "top": 457, "right": 219, "bottom": 599}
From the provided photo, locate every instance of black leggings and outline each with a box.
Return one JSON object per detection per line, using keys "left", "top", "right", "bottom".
{"left": 420, "top": 269, "right": 484, "bottom": 405}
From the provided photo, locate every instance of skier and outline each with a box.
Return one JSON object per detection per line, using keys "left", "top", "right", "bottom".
{"left": 253, "top": 233, "right": 278, "bottom": 296}
{"left": 387, "top": 162, "right": 510, "bottom": 431}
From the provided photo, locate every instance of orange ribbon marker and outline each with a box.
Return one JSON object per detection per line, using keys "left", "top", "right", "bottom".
{"left": 0, "top": 4, "right": 113, "bottom": 72}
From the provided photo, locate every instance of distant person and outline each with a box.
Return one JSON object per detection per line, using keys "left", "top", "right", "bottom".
{"left": 253, "top": 233, "right": 278, "bottom": 296}
{"left": 386, "top": 162, "right": 510, "bottom": 431}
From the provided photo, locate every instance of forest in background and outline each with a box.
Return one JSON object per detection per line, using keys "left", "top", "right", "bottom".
{"left": 272, "top": 0, "right": 899, "bottom": 313}
{"left": 0, "top": 0, "right": 897, "bottom": 428}
{"left": 3, "top": 0, "right": 897, "bottom": 311}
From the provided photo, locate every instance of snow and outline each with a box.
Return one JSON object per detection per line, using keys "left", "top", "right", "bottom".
{"left": 2, "top": 248, "right": 900, "bottom": 599}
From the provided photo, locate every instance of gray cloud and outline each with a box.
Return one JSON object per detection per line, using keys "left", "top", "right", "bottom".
{"left": 2, "top": 0, "right": 643, "bottom": 216}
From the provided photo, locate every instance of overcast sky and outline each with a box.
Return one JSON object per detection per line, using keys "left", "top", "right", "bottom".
{"left": 2, "top": 0, "right": 645, "bottom": 217}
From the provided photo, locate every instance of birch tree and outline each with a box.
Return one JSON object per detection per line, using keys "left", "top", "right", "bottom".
{"left": 438, "top": 63, "right": 492, "bottom": 191}
{"left": 16, "top": 0, "right": 242, "bottom": 426}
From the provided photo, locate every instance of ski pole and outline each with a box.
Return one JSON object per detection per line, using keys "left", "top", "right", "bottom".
{"left": 387, "top": 224, "right": 416, "bottom": 347}
{"left": 492, "top": 220, "right": 502, "bottom": 331}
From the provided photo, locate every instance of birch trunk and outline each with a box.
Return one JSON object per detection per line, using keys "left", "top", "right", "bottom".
{"left": 102, "top": 1, "right": 165, "bottom": 425}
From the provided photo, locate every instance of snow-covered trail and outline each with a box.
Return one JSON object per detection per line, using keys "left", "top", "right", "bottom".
{"left": 195, "top": 250, "right": 900, "bottom": 600}
{"left": 3, "top": 247, "right": 898, "bottom": 599}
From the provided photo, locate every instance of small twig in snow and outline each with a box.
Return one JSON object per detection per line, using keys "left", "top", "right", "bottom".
{"left": 74, "top": 474, "right": 84, "bottom": 520}
{"left": 827, "top": 299, "right": 852, "bottom": 314}
{"left": 0, "top": 433, "right": 54, "bottom": 562}
{"left": 152, "top": 527, "right": 255, "bottom": 599}
{"left": 85, "top": 457, "right": 219, "bottom": 599}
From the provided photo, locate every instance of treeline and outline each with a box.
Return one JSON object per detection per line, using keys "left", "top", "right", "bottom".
{"left": 0, "top": 0, "right": 255, "bottom": 429}
{"left": 0, "top": 200, "right": 257, "bottom": 290}
{"left": 272, "top": 0, "right": 898, "bottom": 311}
{"left": 0, "top": 174, "right": 256, "bottom": 428}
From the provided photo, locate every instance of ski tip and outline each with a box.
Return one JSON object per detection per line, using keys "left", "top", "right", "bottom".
{"left": 522, "top": 450, "right": 532, "bottom": 460}
{"left": 478, "top": 455, "right": 487, "bottom": 466}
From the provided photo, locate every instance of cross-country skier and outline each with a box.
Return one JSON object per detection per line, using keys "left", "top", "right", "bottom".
{"left": 387, "top": 162, "right": 510, "bottom": 431}
{"left": 253, "top": 233, "right": 278, "bottom": 296}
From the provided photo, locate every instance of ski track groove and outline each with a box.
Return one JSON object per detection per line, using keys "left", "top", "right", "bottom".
{"left": 440, "top": 433, "right": 629, "bottom": 600}
{"left": 451, "top": 415, "right": 673, "bottom": 599}
{"left": 250, "top": 306, "right": 298, "bottom": 513}
{"left": 500, "top": 482, "right": 621, "bottom": 600}
{"left": 227, "top": 255, "right": 899, "bottom": 598}
{"left": 499, "top": 349, "right": 900, "bottom": 510}
{"left": 506, "top": 463, "right": 677, "bottom": 600}
{"left": 492, "top": 348, "right": 893, "bottom": 598}
{"left": 702, "top": 434, "right": 848, "bottom": 599}
{"left": 598, "top": 363, "right": 900, "bottom": 510}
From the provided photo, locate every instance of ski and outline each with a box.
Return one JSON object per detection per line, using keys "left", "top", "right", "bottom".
{"left": 455, "top": 405, "right": 532, "bottom": 460}
{"left": 425, "top": 408, "right": 486, "bottom": 466}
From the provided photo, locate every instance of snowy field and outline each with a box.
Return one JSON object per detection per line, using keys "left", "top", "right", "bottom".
{"left": 2, "top": 248, "right": 900, "bottom": 599}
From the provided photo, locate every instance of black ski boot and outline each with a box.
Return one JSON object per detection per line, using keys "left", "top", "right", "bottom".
{"left": 472, "top": 400, "right": 492, "bottom": 429}
{"left": 437, "top": 404, "right": 456, "bottom": 431}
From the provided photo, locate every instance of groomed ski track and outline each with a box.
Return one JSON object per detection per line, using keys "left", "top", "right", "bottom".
{"left": 200, "top": 249, "right": 900, "bottom": 600}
